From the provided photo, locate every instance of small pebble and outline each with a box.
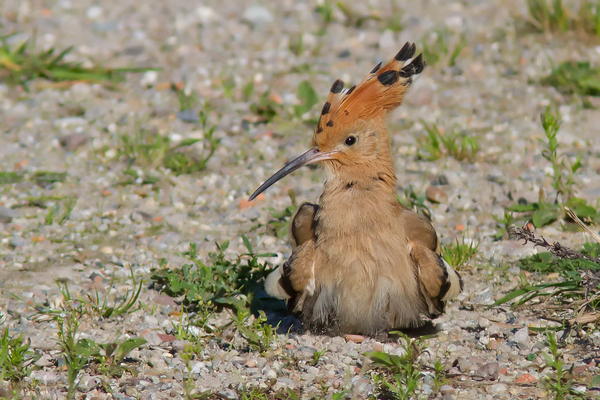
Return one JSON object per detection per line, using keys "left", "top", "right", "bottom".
{"left": 511, "top": 327, "right": 529, "bottom": 344}
{"left": 242, "top": 5, "right": 273, "bottom": 27}
{"left": 0, "top": 206, "right": 18, "bottom": 223}
{"left": 425, "top": 185, "right": 449, "bottom": 203}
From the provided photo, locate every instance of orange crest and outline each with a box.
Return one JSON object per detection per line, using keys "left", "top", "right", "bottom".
{"left": 313, "top": 42, "right": 425, "bottom": 146}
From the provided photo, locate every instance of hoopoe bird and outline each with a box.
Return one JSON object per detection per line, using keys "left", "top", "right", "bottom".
{"left": 249, "top": 43, "right": 463, "bottom": 335}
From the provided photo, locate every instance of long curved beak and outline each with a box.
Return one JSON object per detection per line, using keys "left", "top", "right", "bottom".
{"left": 249, "top": 147, "right": 336, "bottom": 201}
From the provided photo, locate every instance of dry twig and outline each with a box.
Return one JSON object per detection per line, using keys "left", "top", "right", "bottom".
{"left": 510, "top": 223, "right": 600, "bottom": 299}
{"left": 510, "top": 224, "right": 600, "bottom": 264}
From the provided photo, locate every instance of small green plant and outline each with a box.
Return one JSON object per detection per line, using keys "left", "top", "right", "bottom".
{"left": 310, "top": 348, "right": 327, "bottom": 366}
{"left": 526, "top": 0, "right": 600, "bottom": 36}
{"left": 117, "top": 110, "right": 219, "bottom": 175}
{"left": 506, "top": 110, "right": 597, "bottom": 228}
{"left": 267, "top": 189, "right": 298, "bottom": 238}
{"left": 494, "top": 242, "right": 600, "bottom": 308}
{"left": 0, "top": 33, "right": 153, "bottom": 88}
{"left": 32, "top": 170, "right": 67, "bottom": 187}
{"left": 181, "top": 347, "right": 208, "bottom": 399}
{"left": 172, "top": 84, "right": 200, "bottom": 112}
{"left": 289, "top": 33, "right": 305, "bottom": 56}
{"left": 249, "top": 91, "right": 283, "bottom": 123}
{"left": 85, "top": 267, "right": 143, "bottom": 318}
{"left": 315, "top": 0, "right": 335, "bottom": 29}
{"left": 242, "top": 80, "right": 255, "bottom": 102}
{"left": 45, "top": 196, "right": 78, "bottom": 225}
{"left": 541, "top": 331, "right": 582, "bottom": 399}
{"left": 45, "top": 203, "right": 58, "bottom": 225}
{"left": 541, "top": 108, "right": 580, "bottom": 202}
{"left": 366, "top": 333, "right": 424, "bottom": 400}
{"left": 385, "top": 0, "right": 404, "bottom": 32}
{"left": 541, "top": 61, "right": 600, "bottom": 96}
{"left": 293, "top": 80, "right": 319, "bottom": 119}
{"left": 527, "top": 0, "right": 570, "bottom": 32}
{"left": 57, "top": 311, "right": 96, "bottom": 399}
{"left": 398, "top": 185, "right": 431, "bottom": 219}
{"left": 58, "top": 197, "right": 77, "bottom": 225}
{"left": 331, "top": 391, "right": 350, "bottom": 400}
{"left": 432, "top": 358, "right": 448, "bottom": 392}
{"left": 235, "top": 310, "right": 279, "bottom": 354}
{"left": 492, "top": 211, "right": 516, "bottom": 240}
{"left": 32, "top": 267, "right": 142, "bottom": 320}
{"left": 420, "top": 28, "right": 466, "bottom": 67}
{"left": 221, "top": 74, "right": 236, "bottom": 99}
{"left": 0, "top": 171, "right": 24, "bottom": 184}
{"left": 417, "top": 122, "right": 479, "bottom": 162}
{"left": 0, "top": 328, "right": 38, "bottom": 398}
{"left": 441, "top": 235, "right": 479, "bottom": 269}
{"left": 90, "top": 338, "right": 147, "bottom": 378}
{"left": 150, "top": 238, "right": 276, "bottom": 315}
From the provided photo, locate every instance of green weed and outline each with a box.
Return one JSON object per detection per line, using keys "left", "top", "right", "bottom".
{"left": 267, "top": 189, "right": 298, "bottom": 239}
{"left": 541, "top": 331, "right": 583, "bottom": 399}
{"left": 526, "top": 0, "right": 600, "bottom": 36}
{"left": 432, "top": 358, "right": 448, "bottom": 392}
{"left": 289, "top": 33, "right": 305, "bottom": 56}
{"left": 43, "top": 196, "right": 78, "bottom": 226}
{"left": 494, "top": 242, "right": 600, "bottom": 308}
{"left": 441, "top": 235, "right": 479, "bottom": 269}
{"left": 506, "top": 110, "right": 597, "bottom": 228}
{"left": 249, "top": 91, "right": 283, "bottom": 123}
{"left": 366, "top": 333, "right": 424, "bottom": 400}
{"left": 181, "top": 347, "right": 209, "bottom": 399}
{"left": 541, "top": 61, "right": 600, "bottom": 97}
{"left": 57, "top": 311, "right": 96, "bottom": 399}
{"left": 0, "top": 172, "right": 23, "bottom": 184}
{"left": 385, "top": 0, "right": 405, "bottom": 32}
{"left": 507, "top": 196, "right": 599, "bottom": 229}
{"left": 172, "top": 84, "right": 200, "bottom": 112}
{"left": 235, "top": 310, "right": 279, "bottom": 354}
{"left": 420, "top": 28, "right": 466, "bottom": 67}
{"left": 0, "top": 33, "right": 153, "bottom": 88}
{"left": 242, "top": 80, "right": 255, "bottom": 102}
{"left": 44, "top": 203, "right": 58, "bottom": 225}
{"left": 84, "top": 268, "right": 143, "bottom": 319}
{"left": 150, "top": 238, "right": 276, "bottom": 315}
{"left": 119, "top": 169, "right": 161, "bottom": 186}
{"left": 89, "top": 338, "right": 147, "bottom": 378}
{"left": 32, "top": 267, "right": 142, "bottom": 320}
{"left": 315, "top": 0, "right": 335, "bottom": 28}
{"left": 417, "top": 122, "right": 479, "bottom": 162}
{"left": 492, "top": 211, "right": 516, "bottom": 240}
{"left": 32, "top": 170, "right": 66, "bottom": 187}
{"left": 221, "top": 74, "right": 236, "bottom": 99}
{"left": 541, "top": 108, "right": 580, "bottom": 202}
{"left": 310, "top": 348, "right": 327, "bottom": 366}
{"left": 0, "top": 328, "right": 38, "bottom": 398}
{"left": 117, "top": 111, "right": 219, "bottom": 175}
{"left": 527, "top": 0, "right": 570, "bottom": 32}
{"left": 398, "top": 185, "right": 431, "bottom": 219}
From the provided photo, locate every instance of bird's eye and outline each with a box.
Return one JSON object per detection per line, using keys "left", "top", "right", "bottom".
{"left": 345, "top": 136, "right": 357, "bottom": 146}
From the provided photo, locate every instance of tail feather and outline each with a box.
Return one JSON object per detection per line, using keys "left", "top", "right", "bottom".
{"left": 441, "top": 258, "right": 463, "bottom": 301}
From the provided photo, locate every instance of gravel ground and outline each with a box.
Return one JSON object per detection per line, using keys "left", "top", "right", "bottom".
{"left": 2, "top": 0, "right": 600, "bottom": 399}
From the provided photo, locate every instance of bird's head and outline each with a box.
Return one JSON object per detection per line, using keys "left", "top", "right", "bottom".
{"left": 249, "top": 43, "right": 425, "bottom": 201}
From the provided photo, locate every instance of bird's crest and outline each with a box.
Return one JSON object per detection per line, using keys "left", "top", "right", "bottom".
{"left": 314, "top": 42, "right": 424, "bottom": 141}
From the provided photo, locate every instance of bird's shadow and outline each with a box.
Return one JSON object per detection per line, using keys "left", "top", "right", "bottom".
{"left": 252, "top": 289, "right": 441, "bottom": 340}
